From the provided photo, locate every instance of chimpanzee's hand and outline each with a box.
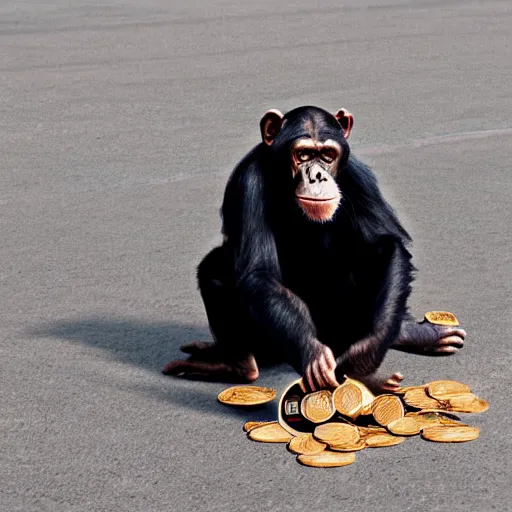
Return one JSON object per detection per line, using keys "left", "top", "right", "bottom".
{"left": 302, "top": 340, "right": 339, "bottom": 392}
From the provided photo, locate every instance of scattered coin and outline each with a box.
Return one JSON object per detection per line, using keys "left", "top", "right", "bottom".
{"left": 243, "top": 420, "right": 275, "bottom": 432}
{"left": 332, "top": 381, "right": 363, "bottom": 419}
{"left": 248, "top": 422, "right": 294, "bottom": 443}
{"left": 297, "top": 451, "right": 356, "bottom": 468}
{"left": 423, "top": 311, "right": 459, "bottom": 326}
{"left": 403, "top": 388, "right": 445, "bottom": 410}
{"left": 301, "top": 389, "right": 336, "bottom": 423}
{"left": 427, "top": 380, "right": 471, "bottom": 400}
{"left": 364, "top": 432, "right": 406, "bottom": 448}
{"left": 372, "top": 394, "right": 405, "bottom": 427}
{"left": 287, "top": 434, "right": 327, "bottom": 455}
{"left": 357, "top": 425, "right": 388, "bottom": 437}
{"left": 421, "top": 425, "right": 480, "bottom": 443}
{"left": 387, "top": 417, "right": 423, "bottom": 436}
{"left": 344, "top": 378, "right": 375, "bottom": 415}
{"left": 329, "top": 439, "right": 367, "bottom": 452}
{"left": 406, "top": 411, "right": 461, "bottom": 428}
{"left": 314, "top": 423, "right": 361, "bottom": 445}
{"left": 394, "top": 384, "right": 427, "bottom": 395}
{"left": 218, "top": 385, "right": 277, "bottom": 406}
{"left": 446, "top": 394, "right": 489, "bottom": 414}
{"left": 408, "top": 409, "right": 461, "bottom": 422}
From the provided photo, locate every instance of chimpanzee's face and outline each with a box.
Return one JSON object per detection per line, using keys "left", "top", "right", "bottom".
{"left": 290, "top": 137, "right": 342, "bottom": 222}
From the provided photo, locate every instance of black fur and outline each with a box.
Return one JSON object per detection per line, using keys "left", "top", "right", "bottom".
{"left": 198, "top": 106, "right": 414, "bottom": 377}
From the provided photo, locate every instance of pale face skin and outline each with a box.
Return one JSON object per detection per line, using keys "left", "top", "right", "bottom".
{"left": 291, "top": 138, "right": 342, "bottom": 222}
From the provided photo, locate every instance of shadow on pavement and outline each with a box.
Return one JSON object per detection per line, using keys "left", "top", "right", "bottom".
{"left": 28, "top": 317, "right": 289, "bottom": 420}
{"left": 29, "top": 317, "right": 211, "bottom": 370}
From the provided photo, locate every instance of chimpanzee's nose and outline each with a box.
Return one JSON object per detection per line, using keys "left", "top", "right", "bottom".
{"left": 308, "top": 167, "right": 328, "bottom": 184}
{"left": 315, "top": 171, "right": 327, "bottom": 182}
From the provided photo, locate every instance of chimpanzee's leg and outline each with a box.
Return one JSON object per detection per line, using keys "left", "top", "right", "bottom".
{"left": 352, "top": 319, "right": 465, "bottom": 393}
{"left": 162, "top": 244, "right": 259, "bottom": 382}
{"left": 347, "top": 319, "right": 466, "bottom": 394}
{"left": 392, "top": 319, "right": 465, "bottom": 355}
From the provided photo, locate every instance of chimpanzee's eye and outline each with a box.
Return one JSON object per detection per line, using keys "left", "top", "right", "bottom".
{"left": 297, "top": 150, "right": 313, "bottom": 162}
{"left": 321, "top": 149, "right": 337, "bottom": 163}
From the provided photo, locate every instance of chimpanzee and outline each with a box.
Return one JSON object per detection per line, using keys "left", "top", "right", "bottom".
{"left": 163, "top": 106, "right": 465, "bottom": 393}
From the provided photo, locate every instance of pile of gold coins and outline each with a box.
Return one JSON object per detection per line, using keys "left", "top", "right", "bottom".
{"left": 218, "top": 378, "right": 488, "bottom": 468}
{"left": 217, "top": 311, "right": 487, "bottom": 467}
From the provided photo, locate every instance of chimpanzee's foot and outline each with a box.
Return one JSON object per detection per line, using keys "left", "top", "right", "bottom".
{"left": 351, "top": 371, "right": 404, "bottom": 394}
{"left": 393, "top": 321, "right": 465, "bottom": 356}
{"left": 162, "top": 353, "right": 259, "bottom": 382}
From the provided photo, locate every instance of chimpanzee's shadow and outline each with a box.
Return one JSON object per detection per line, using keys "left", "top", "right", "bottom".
{"left": 28, "top": 317, "right": 289, "bottom": 420}
{"left": 30, "top": 317, "right": 210, "bottom": 369}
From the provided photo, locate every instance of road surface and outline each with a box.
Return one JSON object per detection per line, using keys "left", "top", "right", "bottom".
{"left": 1, "top": 1, "right": 511, "bottom": 510}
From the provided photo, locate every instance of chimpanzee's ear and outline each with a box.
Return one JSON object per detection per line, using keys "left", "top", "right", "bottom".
{"left": 260, "top": 109, "right": 284, "bottom": 146}
{"left": 334, "top": 108, "right": 354, "bottom": 139}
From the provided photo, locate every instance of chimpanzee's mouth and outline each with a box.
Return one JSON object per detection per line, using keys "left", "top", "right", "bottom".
{"left": 296, "top": 196, "right": 337, "bottom": 202}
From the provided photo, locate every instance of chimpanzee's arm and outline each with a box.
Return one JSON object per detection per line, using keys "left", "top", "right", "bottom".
{"left": 223, "top": 150, "right": 336, "bottom": 383}
{"left": 335, "top": 237, "right": 413, "bottom": 379}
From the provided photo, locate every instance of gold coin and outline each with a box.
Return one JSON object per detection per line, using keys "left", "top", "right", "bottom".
{"left": 314, "top": 423, "right": 361, "bottom": 445}
{"left": 394, "top": 385, "right": 427, "bottom": 395}
{"left": 364, "top": 432, "right": 406, "bottom": 448}
{"left": 447, "top": 394, "right": 489, "bottom": 414}
{"left": 407, "top": 409, "right": 461, "bottom": 420}
{"left": 424, "top": 311, "right": 460, "bottom": 326}
{"left": 300, "top": 390, "right": 335, "bottom": 423}
{"left": 344, "top": 378, "right": 376, "bottom": 414}
{"left": 421, "top": 425, "right": 480, "bottom": 443}
{"left": 218, "top": 386, "right": 277, "bottom": 406}
{"left": 248, "top": 422, "right": 294, "bottom": 443}
{"left": 287, "top": 434, "right": 327, "bottom": 455}
{"left": 406, "top": 411, "right": 456, "bottom": 428}
{"left": 387, "top": 417, "right": 422, "bottom": 436}
{"left": 403, "top": 388, "right": 445, "bottom": 409}
{"left": 332, "top": 382, "right": 363, "bottom": 419}
{"left": 372, "top": 394, "right": 405, "bottom": 427}
{"left": 427, "top": 380, "right": 471, "bottom": 400}
{"left": 357, "top": 425, "right": 388, "bottom": 437}
{"left": 243, "top": 421, "right": 275, "bottom": 432}
{"left": 329, "top": 439, "right": 367, "bottom": 452}
{"left": 297, "top": 451, "right": 356, "bottom": 468}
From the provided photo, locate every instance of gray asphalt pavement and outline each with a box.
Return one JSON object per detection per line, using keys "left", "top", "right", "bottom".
{"left": 1, "top": 1, "right": 511, "bottom": 511}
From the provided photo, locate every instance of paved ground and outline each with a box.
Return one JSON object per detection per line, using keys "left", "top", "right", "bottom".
{"left": 1, "top": 1, "right": 511, "bottom": 511}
